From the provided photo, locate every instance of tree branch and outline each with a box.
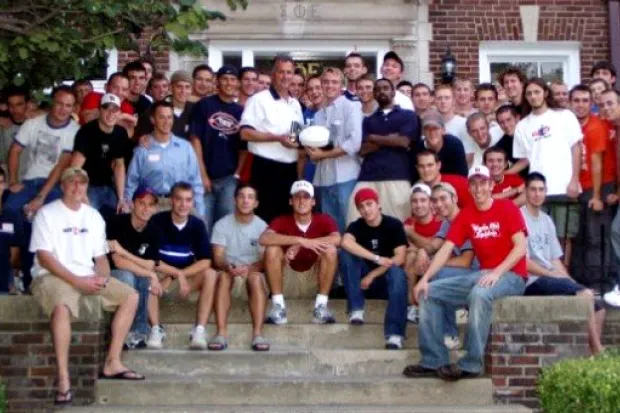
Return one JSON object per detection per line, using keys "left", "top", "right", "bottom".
{"left": 81, "top": 28, "right": 124, "bottom": 43}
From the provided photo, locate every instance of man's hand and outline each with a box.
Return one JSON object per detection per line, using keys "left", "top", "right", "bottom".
{"left": 588, "top": 197, "right": 604, "bottom": 212}
{"left": 201, "top": 174, "right": 212, "bottom": 193}
{"left": 107, "top": 240, "right": 127, "bottom": 257}
{"left": 360, "top": 267, "right": 385, "bottom": 290}
{"left": 305, "top": 147, "right": 328, "bottom": 162}
{"left": 413, "top": 278, "right": 429, "bottom": 304}
{"left": 377, "top": 256, "right": 395, "bottom": 267}
{"left": 9, "top": 183, "right": 23, "bottom": 193}
{"left": 298, "top": 238, "right": 331, "bottom": 255}
{"left": 566, "top": 179, "right": 580, "bottom": 199}
{"left": 138, "top": 134, "right": 150, "bottom": 149}
{"left": 25, "top": 196, "right": 45, "bottom": 215}
{"left": 278, "top": 135, "right": 299, "bottom": 149}
{"left": 177, "top": 274, "right": 191, "bottom": 299}
{"left": 149, "top": 274, "right": 163, "bottom": 297}
{"left": 73, "top": 275, "right": 107, "bottom": 295}
{"left": 607, "top": 192, "right": 619, "bottom": 205}
{"left": 413, "top": 249, "right": 430, "bottom": 274}
{"left": 286, "top": 245, "right": 300, "bottom": 261}
{"left": 478, "top": 269, "right": 503, "bottom": 287}
{"left": 230, "top": 264, "right": 250, "bottom": 278}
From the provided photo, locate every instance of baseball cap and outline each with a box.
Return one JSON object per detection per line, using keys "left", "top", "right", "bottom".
{"left": 132, "top": 185, "right": 158, "bottom": 203}
{"left": 383, "top": 51, "right": 404, "bottom": 70}
{"left": 61, "top": 167, "right": 89, "bottom": 183}
{"left": 100, "top": 93, "right": 121, "bottom": 108}
{"left": 290, "top": 180, "right": 314, "bottom": 198}
{"left": 217, "top": 65, "right": 239, "bottom": 79}
{"left": 354, "top": 187, "right": 379, "bottom": 206}
{"left": 411, "top": 183, "right": 432, "bottom": 197}
{"left": 431, "top": 182, "right": 457, "bottom": 198}
{"left": 468, "top": 165, "right": 491, "bottom": 180}
{"left": 170, "top": 70, "right": 193, "bottom": 85}
{"left": 421, "top": 110, "right": 444, "bottom": 129}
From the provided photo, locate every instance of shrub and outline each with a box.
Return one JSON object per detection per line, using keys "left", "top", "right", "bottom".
{"left": 538, "top": 350, "right": 620, "bottom": 413}
{"left": 0, "top": 379, "right": 5, "bottom": 413}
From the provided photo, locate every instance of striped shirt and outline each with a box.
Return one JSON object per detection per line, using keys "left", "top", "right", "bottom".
{"left": 151, "top": 212, "right": 211, "bottom": 269}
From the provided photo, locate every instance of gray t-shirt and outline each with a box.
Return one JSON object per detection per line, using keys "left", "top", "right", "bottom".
{"left": 211, "top": 213, "right": 268, "bottom": 266}
{"left": 435, "top": 219, "right": 480, "bottom": 269}
{"left": 520, "top": 206, "right": 563, "bottom": 284}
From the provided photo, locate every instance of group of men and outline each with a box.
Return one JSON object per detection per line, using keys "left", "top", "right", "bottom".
{"left": 1, "top": 51, "right": 620, "bottom": 404}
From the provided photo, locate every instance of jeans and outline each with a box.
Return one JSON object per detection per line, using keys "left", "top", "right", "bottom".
{"left": 431, "top": 266, "right": 473, "bottom": 338}
{"left": 111, "top": 269, "right": 150, "bottom": 336}
{"left": 341, "top": 250, "right": 408, "bottom": 337}
{"left": 203, "top": 175, "right": 237, "bottom": 234}
{"left": 419, "top": 271, "right": 525, "bottom": 373}
{"left": 88, "top": 185, "right": 118, "bottom": 222}
{"left": 610, "top": 208, "right": 620, "bottom": 285}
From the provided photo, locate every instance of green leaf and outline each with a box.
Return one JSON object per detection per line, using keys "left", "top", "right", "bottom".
{"left": 18, "top": 48, "right": 29, "bottom": 60}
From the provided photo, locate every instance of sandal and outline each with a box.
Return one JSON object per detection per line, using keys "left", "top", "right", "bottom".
{"left": 208, "top": 335, "right": 228, "bottom": 351}
{"left": 99, "top": 369, "right": 145, "bottom": 380}
{"left": 54, "top": 388, "right": 73, "bottom": 406}
{"left": 252, "top": 335, "right": 270, "bottom": 352}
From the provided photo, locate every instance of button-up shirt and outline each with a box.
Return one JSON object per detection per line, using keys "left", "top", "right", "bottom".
{"left": 313, "top": 95, "right": 363, "bottom": 187}
{"left": 125, "top": 135, "right": 205, "bottom": 215}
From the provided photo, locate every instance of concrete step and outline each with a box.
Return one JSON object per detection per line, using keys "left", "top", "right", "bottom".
{"left": 161, "top": 298, "right": 468, "bottom": 325}
{"left": 155, "top": 323, "right": 465, "bottom": 350}
{"left": 94, "top": 374, "right": 494, "bottom": 406}
{"left": 66, "top": 404, "right": 533, "bottom": 412}
{"left": 123, "top": 348, "right": 461, "bottom": 377}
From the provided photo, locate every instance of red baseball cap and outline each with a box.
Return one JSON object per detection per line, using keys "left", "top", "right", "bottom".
{"left": 354, "top": 187, "right": 379, "bottom": 206}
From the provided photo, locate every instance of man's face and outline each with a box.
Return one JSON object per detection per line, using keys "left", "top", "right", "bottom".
{"left": 257, "top": 74, "right": 271, "bottom": 92}
{"left": 240, "top": 71, "right": 258, "bottom": 97}
{"left": 127, "top": 70, "right": 147, "bottom": 97}
{"left": 289, "top": 74, "right": 305, "bottom": 99}
{"left": 454, "top": 81, "right": 473, "bottom": 106}
{"left": 289, "top": 191, "right": 314, "bottom": 215}
{"left": 600, "top": 91, "right": 620, "bottom": 124}
{"left": 397, "top": 85, "right": 413, "bottom": 100}
{"left": 423, "top": 125, "right": 444, "bottom": 150}
{"left": 475, "top": 90, "right": 497, "bottom": 116}
{"left": 7, "top": 95, "right": 27, "bottom": 123}
{"left": 468, "top": 118, "right": 490, "bottom": 147}
{"left": 551, "top": 84, "right": 569, "bottom": 108}
{"left": 357, "top": 199, "right": 380, "bottom": 223}
{"left": 497, "top": 110, "right": 519, "bottom": 136}
{"left": 381, "top": 59, "right": 402, "bottom": 83}
{"left": 217, "top": 75, "right": 238, "bottom": 99}
{"left": 525, "top": 83, "right": 547, "bottom": 110}
{"left": 150, "top": 80, "right": 170, "bottom": 102}
{"left": 235, "top": 187, "right": 259, "bottom": 215}
{"left": 171, "top": 81, "right": 193, "bottom": 105}
{"left": 344, "top": 57, "right": 367, "bottom": 82}
{"left": 526, "top": 180, "right": 547, "bottom": 208}
{"left": 50, "top": 92, "right": 75, "bottom": 124}
{"left": 590, "top": 81, "right": 607, "bottom": 104}
{"left": 431, "top": 190, "right": 456, "bottom": 218}
{"left": 151, "top": 106, "right": 174, "bottom": 134}
{"left": 485, "top": 151, "right": 507, "bottom": 180}
{"left": 435, "top": 88, "right": 454, "bottom": 115}
{"left": 416, "top": 154, "right": 441, "bottom": 184}
{"left": 570, "top": 90, "right": 592, "bottom": 120}
{"left": 306, "top": 78, "right": 324, "bottom": 107}
{"left": 321, "top": 72, "right": 342, "bottom": 101}
{"left": 61, "top": 176, "right": 88, "bottom": 202}
{"left": 133, "top": 196, "right": 157, "bottom": 222}
{"left": 411, "top": 192, "right": 431, "bottom": 220}
{"left": 107, "top": 77, "right": 129, "bottom": 101}
{"left": 193, "top": 70, "right": 214, "bottom": 97}
{"left": 374, "top": 81, "right": 395, "bottom": 107}
{"left": 502, "top": 74, "right": 523, "bottom": 102}
{"left": 593, "top": 69, "right": 616, "bottom": 87}
{"left": 356, "top": 80, "right": 375, "bottom": 104}
{"left": 273, "top": 61, "right": 295, "bottom": 92}
{"left": 99, "top": 104, "right": 121, "bottom": 128}
{"left": 413, "top": 87, "right": 433, "bottom": 112}
{"left": 74, "top": 84, "right": 93, "bottom": 104}
{"left": 469, "top": 176, "right": 493, "bottom": 205}
{"left": 171, "top": 189, "right": 194, "bottom": 218}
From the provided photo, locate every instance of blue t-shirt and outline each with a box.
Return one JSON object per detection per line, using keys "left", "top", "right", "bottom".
{"left": 189, "top": 95, "right": 245, "bottom": 180}
{"left": 359, "top": 107, "right": 421, "bottom": 182}
{"left": 151, "top": 212, "right": 212, "bottom": 269}
{"left": 0, "top": 213, "right": 18, "bottom": 292}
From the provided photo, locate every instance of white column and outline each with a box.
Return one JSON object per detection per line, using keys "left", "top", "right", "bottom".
{"left": 376, "top": 49, "right": 388, "bottom": 78}
{"left": 208, "top": 46, "right": 223, "bottom": 70}
{"left": 106, "top": 49, "right": 118, "bottom": 77}
{"left": 242, "top": 49, "right": 254, "bottom": 67}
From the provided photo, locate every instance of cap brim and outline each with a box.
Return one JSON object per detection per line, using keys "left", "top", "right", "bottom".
{"left": 468, "top": 174, "right": 491, "bottom": 180}
{"left": 422, "top": 122, "right": 443, "bottom": 129}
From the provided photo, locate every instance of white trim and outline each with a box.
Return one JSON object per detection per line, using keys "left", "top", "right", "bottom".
{"left": 478, "top": 41, "right": 581, "bottom": 87}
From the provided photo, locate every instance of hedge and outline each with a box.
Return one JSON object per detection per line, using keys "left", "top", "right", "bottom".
{"left": 538, "top": 350, "right": 620, "bottom": 413}
{"left": 0, "top": 379, "right": 5, "bottom": 413}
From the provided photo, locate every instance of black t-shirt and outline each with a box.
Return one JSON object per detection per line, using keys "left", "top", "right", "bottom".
{"left": 494, "top": 134, "right": 529, "bottom": 180}
{"left": 106, "top": 213, "right": 163, "bottom": 270}
{"left": 129, "top": 95, "right": 152, "bottom": 116}
{"left": 412, "top": 133, "right": 468, "bottom": 181}
{"left": 345, "top": 215, "right": 408, "bottom": 269}
{"left": 73, "top": 120, "right": 127, "bottom": 187}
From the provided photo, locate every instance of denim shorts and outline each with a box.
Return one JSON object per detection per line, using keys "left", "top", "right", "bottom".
{"left": 525, "top": 276, "right": 602, "bottom": 311}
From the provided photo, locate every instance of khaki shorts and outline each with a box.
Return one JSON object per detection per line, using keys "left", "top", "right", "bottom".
{"left": 31, "top": 275, "right": 135, "bottom": 319}
{"left": 347, "top": 181, "right": 411, "bottom": 225}
{"left": 281, "top": 265, "right": 320, "bottom": 298}
{"left": 228, "top": 272, "right": 269, "bottom": 301}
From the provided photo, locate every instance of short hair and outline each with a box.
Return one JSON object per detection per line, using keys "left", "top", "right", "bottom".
{"left": 272, "top": 55, "right": 295, "bottom": 69}
{"left": 495, "top": 103, "right": 519, "bottom": 119}
{"left": 293, "top": 68, "right": 305, "bottom": 80}
{"left": 122, "top": 60, "right": 146, "bottom": 76}
{"left": 3, "top": 85, "right": 30, "bottom": 102}
{"left": 526, "top": 172, "right": 547, "bottom": 187}
{"left": 321, "top": 67, "right": 344, "bottom": 83}
{"left": 108, "top": 72, "right": 129, "bottom": 86}
{"left": 431, "top": 182, "right": 457, "bottom": 198}
{"left": 466, "top": 112, "right": 488, "bottom": 132}
{"left": 412, "top": 83, "right": 432, "bottom": 94}
{"left": 475, "top": 83, "right": 498, "bottom": 100}
{"left": 498, "top": 66, "right": 527, "bottom": 88}
{"left": 602, "top": 89, "right": 620, "bottom": 102}
{"left": 345, "top": 52, "right": 366, "bottom": 66}
{"left": 150, "top": 100, "right": 174, "bottom": 116}
{"left": 590, "top": 78, "right": 610, "bottom": 90}
{"left": 397, "top": 80, "right": 414, "bottom": 90}
{"left": 171, "top": 181, "right": 194, "bottom": 197}
{"left": 550, "top": 79, "right": 567, "bottom": 88}
{"left": 453, "top": 78, "right": 473, "bottom": 88}
{"left": 239, "top": 67, "right": 259, "bottom": 79}
{"left": 51, "top": 85, "right": 76, "bottom": 101}
{"left": 72, "top": 79, "right": 93, "bottom": 90}
{"left": 192, "top": 64, "right": 214, "bottom": 78}
{"left": 306, "top": 74, "right": 321, "bottom": 86}
{"left": 234, "top": 182, "right": 259, "bottom": 200}
{"left": 591, "top": 61, "right": 617, "bottom": 78}
{"left": 416, "top": 149, "right": 440, "bottom": 164}
{"left": 482, "top": 146, "right": 508, "bottom": 164}
{"left": 356, "top": 73, "right": 376, "bottom": 84}
{"left": 375, "top": 78, "right": 395, "bottom": 91}
{"left": 434, "top": 84, "right": 453, "bottom": 94}
{"left": 569, "top": 84, "right": 592, "bottom": 100}
{"left": 140, "top": 55, "right": 156, "bottom": 69}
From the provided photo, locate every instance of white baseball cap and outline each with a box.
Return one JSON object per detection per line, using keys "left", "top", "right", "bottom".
{"left": 290, "top": 180, "right": 314, "bottom": 198}
{"left": 100, "top": 93, "right": 121, "bottom": 108}
{"left": 411, "top": 183, "right": 432, "bottom": 197}
{"left": 468, "top": 165, "right": 491, "bottom": 180}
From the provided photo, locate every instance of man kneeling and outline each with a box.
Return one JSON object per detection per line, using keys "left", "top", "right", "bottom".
{"left": 30, "top": 167, "right": 143, "bottom": 407}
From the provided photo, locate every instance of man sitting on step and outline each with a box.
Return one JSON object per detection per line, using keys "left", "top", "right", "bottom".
{"left": 210, "top": 183, "right": 270, "bottom": 351}
{"left": 146, "top": 181, "right": 219, "bottom": 350}
{"left": 259, "top": 180, "right": 341, "bottom": 325}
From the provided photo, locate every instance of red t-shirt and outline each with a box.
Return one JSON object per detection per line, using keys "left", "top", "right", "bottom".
{"left": 404, "top": 216, "right": 442, "bottom": 238}
{"left": 580, "top": 115, "right": 614, "bottom": 190}
{"left": 446, "top": 199, "right": 528, "bottom": 278}
{"left": 492, "top": 174, "right": 524, "bottom": 199}
{"left": 440, "top": 174, "right": 474, "bottom": 209}
{"left": 80, "top": 91, "right": 134, "bottom": 125}
{"left": 603, "top": 119, "right": 617, "bottom": 186}
{"left": 269, "top": 213, "right": 339, "bottom": 272}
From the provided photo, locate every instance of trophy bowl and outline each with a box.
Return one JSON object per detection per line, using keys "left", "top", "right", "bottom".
{"left": 299, "top": 125, "right": 330, "bottom": 148}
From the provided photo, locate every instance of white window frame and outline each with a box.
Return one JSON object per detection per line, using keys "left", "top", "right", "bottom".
{"left": 478, "top": 41, "right": 581, "bottom": 87}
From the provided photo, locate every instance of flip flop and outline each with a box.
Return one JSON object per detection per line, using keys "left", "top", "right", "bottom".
{"left": 54, "top": 388, "right": 73, "bottom": 406}
{"left": 99, "top": 369, "right": 145, "bottom": 381}
{"left": 252, "top": 336, "right": 270, "bottom": 352}
{"left": 208, "top": 335, "right": 228, "bottom": 351}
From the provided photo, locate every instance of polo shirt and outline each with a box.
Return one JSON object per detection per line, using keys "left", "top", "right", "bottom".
{"left": 269, "top": 213, "right": 338, "bottom": 272}
{"left": 0, "top": 213, "right": 18, "bottom": 292}
{"left": 359, "top": 106, "right": 421, "bottom": 182}
{"left": 151, "top": 212, "right": 212, "bottom": 269}
{"left": 343, "top": 90, "right": 360, "bottom": 102}
{"left": 413, "top": 134, "right": 468, "bottom": 181}
{"left": 240, "top": 87, "right": 304, "bottom": 164}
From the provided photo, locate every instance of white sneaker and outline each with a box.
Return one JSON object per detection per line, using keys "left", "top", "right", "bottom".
{"left": 407, "top": 305, "right": 419, "bottom": 323}
{"left": 444, "top": 335, "right": 461, "bottom": 350}
{"left": 604, "top": 285, "right": 620, "bottom": 307}
{"left": 147, "top": 325, "right": 166, "bottom": 349}
{"left": 190, "top": 325, "right": 208, "bottom": 350}
{"left": 349, "top": 310, "right": 365, "bottom": 325}
{"left": 385, "top": 335, "right": 403, "bottom": 350}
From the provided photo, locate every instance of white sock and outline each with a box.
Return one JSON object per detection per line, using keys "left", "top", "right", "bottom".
{"left": 272, "top": 294, "right": 285, "bottom": 308}
{"left": 315, "top": 294, "right": 328, "bottom": 308}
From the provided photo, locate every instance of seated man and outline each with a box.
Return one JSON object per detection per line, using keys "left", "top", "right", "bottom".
{"left": 341, "top": 188, "right": 408, "bottom": 349}
{"left": 106, "top": 186, "right": 164, "bottom": 350}
{"left": 146, "top": 182, "right": 218, "bottom": 350}
{"left": 210, "top": 183, "right": 270, "bottom": 351}
{"left": 404, "top": 165, "right": 527, "bottom": 381}
{"left": 29, "top": 167, "right": 143, "bottom": 406}
{"left": 521, "top": 172, "right": 605, "bottom": 355}
{"left": 259, "top": 180, "right": 340, "bottom": 324}
{"left": 484, "top": 147, "right": 525, "bottom": 205}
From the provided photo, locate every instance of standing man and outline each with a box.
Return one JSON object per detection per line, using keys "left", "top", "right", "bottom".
{"left": 257, "top": 73, "right": 272, "bottom": 92}
{"left": 494, "top": 105, "right": 528, "bottom": 178}
{"left": 453, "top": 78, "right": 476, "bottom": 117}
{"left": 412, "top": 84, "right": 433, "bottom": 117}
{"left": 123, "top": 61, "right": 151, "bottom": 116}
{"left": 190, "top": 64, "right": 215, "bottom": 102}
{"left": 0, "top": 86, "right": 29, "bottom": 172}
{"left": 415, "top": 150, "right": 473, "bottom": 209}
{"left": 404, "top": 165, "right": 527, "bottom": 381}
{"left": 434, "top": 85, "right": 472, "bottom": 154}
{"left": 80, "top": 73, "right": 136, "bottom": 132}
{"left": 240, "top": 56, "right": 305, "bottom": 224}
{"left": 591, "top": 61, "right": 617, "bottom": 88}
{"left": 484, "top": 147, "right": 525, "bottom": 205}
{"left": 466, "top": 113, "right": 501, "bottom": 167}
{"left": 238, "top": 67, "right": 260, "bottom": 107}
{"left": 550, "top": 81, "right": 570, "bottom": 109}
{"left": 381, "top": 51, "right": 415, "bottom": 111}
{"left": 190, "top": 65, "right": 245, "bottom": 232}
{"left": 343, "top": 53, "right": 368, "bottom": 101}
{"left": 356, "top": 74, "right": 378, "bottom": 117}
{"left": 498, "top": 66, "right": 527, "bottom": 115}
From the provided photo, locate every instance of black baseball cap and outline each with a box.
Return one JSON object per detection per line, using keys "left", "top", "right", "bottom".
{"left": 133, "top": 186, "right": 158, "bottom": 203}
{"left": 217, "top": 65, "right": 239, "bottom": 79}
{"left": 383, "top": 51, "right": 404, "bottom": 70}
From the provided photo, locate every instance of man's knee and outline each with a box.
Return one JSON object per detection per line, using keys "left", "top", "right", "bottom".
{"left": 203, "top": 268, "right": 218, "bottom": 284}
{"left": 265, "top": 246, "right": 284, "bottom": 261}
{"left": 577, "top": 288, "right": 594, "bottom": 299}
{"left": 469, "top": 285, "right": 493, "bottom": 306}
{"left": 320, "top": 245, "right": 338, "bottom": 262}
{"left": 247, "top": 272, "right": 265, "bottom": 291}
{"left": 52, "top": 304, "right": 71, "bottom": 318}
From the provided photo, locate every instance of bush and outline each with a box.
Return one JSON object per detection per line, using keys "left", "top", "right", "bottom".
{"left": 0, "top": 379, "right": 5, "bottom": 413}
{"left": 538, "top": 350, "right": 620, "bottom": 413}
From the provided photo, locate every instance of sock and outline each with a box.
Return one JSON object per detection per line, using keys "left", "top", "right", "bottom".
{"left": 315, "top": 294, "right": 328, "bottom": 308}
{"left": 272, "top": 294, "right": 285, "bottom": 308}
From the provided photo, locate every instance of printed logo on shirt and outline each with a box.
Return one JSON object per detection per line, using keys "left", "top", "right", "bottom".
{"left": 471, "top": 222, "right": 500, "bottom": 239}
{"left": 138, "top": 243, "right": 149, "bottom": 256}
{"left": 371, "top": 239, "right": 379, "bottom": 251}
{"left": 250, "top": 238, "right": 259, "bottom": 247}
{"left": 532, "top": 125, "right": 551, "bottom": 142}
{"left": 62, "top": 227, "right": 89, "bottom": 235}
{"left": 208, "top": 112, "right": 240, "bottom": 135}
{"left": 101, "top": 143, "right": 109, "bottom": 157}
{"left": 0, "top": 223, "right": 14, "bottom": 234}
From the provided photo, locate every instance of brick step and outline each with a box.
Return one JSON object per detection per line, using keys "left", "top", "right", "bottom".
{"left": 94, "top": 374, "right": 494, "bottom": 406}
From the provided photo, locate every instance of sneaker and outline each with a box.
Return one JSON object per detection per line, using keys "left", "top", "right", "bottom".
{"left": 444, "top": 335, "right": 461, "bottom": 350}
{"left": 604, "top": 285, "right": 620, "bottom": 307}
{"left": 407, "top": 305, "right": 419, "bottom": 323}
{"left": 189, "top": 325, "right": 208, "bottom": 350}
{"left": 437, "top": 364, "right": 480, "bottom": 382}
{"left": 265, "top": 303, "right": 288, "bottom": 325}
{"left": 402, "top": 364, "right": 437, "bottom": 378}
{"left": 124, "top": 332, "right": 147, "bottom": 350}
{"left": 349, "top": 310, "right": 365, "bottom": 325}
{"left": 312, "top": 304, "right": 336, "bottom": 324}
{"left": 385, "top": 335, "right": 403, "bottom": 350}
{"left": 146, "top": 325, "right": 166, "bottom": 349}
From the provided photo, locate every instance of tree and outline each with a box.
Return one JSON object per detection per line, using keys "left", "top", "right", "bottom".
{"left": 0, "top": 0, "right": 247, "bottom": 90}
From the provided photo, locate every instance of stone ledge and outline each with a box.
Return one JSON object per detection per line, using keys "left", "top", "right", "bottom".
{"left": 0, "top": 296, "right": 103, "bottom": 323}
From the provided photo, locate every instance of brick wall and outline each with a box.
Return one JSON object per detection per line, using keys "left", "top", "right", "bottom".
{"left": 117, "top": 30, "right": 170, "bottom": 73}
{"left": 429, "top": 0, "right": 610, "bottom": 85}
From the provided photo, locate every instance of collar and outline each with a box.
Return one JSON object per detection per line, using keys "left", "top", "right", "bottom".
{"left": 269, "top": 86, "right": 294, "bottom": 101}
{"left": 343, "top": 90, "right": 360, "bottom": 101}
{"left": 45, "top": 114, "right": 71, "bottom": 130}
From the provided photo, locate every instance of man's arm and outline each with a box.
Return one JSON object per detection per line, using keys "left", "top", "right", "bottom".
{"left": 405, "top": 226, "right": 434, "bottom": 250}
{"left": 445, "top": 250, "right": 474, "bottom": 268}
{"left": 7, "top": 142, "right": 23, "bottom": 186}
{"left": 359, "top": 142, "right": 380, "bottom": 156}
{"left": 111, "top": 253, "right": 155, "bottom": 278}
{"left": 212, "top": 245, "right": 229, "bottom": 271}
{"left": 190, "top": 136, "right": 211, "bottom": 188}
{"left": 551, "top": 258, "right": 570, "bottom": 277}
{"left": 31, "top": 152, "right": 71, "bottom": 203}
{"left": 240, "top": 128, "right": 289, "bottom": 144}
{"left": 505, "top": 158, "right": 529, "bottom": 175}
{"left": 93, "top": 255, "right": 111, "bottom": 278}
{"left": 112, "top": 158, "right": 126, "bottom": 202}
{"left": 37, "top": 250, "right": 80, "bottom": 284}
{"left": 418, "top": 241, "right": 456, "bottom": 282}
{"left": 527, "top": 258, "right": 560, "bottom": 277}
{"left": 178, "top": 259, "right": 211, "bottom": 279}
{"left": 341, "top": 233, "right": 384, "bottom": 262}
{"left": 590, "top": 151, "right": 603, "bottom": 205}
{"left": 488, "top": 232, "right": 527, "bottom": 277}
{"left": 567, "top": 142, "right": 581, "bottom": 197}
{"left": 366, "top": 134, "right": 410, "bottom": 149}
{"left": 259, "top": 229, "right": 302, "bottom": 247}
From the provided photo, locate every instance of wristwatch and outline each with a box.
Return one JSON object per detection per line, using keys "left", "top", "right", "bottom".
{"left": 373, "top": 255, "right": 380, "bottom": 264}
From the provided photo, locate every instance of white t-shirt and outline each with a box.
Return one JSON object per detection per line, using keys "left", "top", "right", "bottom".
{"left": 443, "top": 115, "right": 473, "bottom": 153}
{"left": 394, "top": 90, "right": 414, "bottom": 111}
{"left": 15, "top": 114, "right": 78, "bottom": 181}
{"left": 470, "top": 132, "right": 502, "bottom": 167}
{"left": 513, "top": 109, "right": 583, "bottom": 196}
{"left": 30, "top": 200, "right": 108, "bottom": 278}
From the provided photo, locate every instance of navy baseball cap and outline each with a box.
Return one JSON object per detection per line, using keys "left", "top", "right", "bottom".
{"left": 216, "top": 65, "right": 239, "bottom": 79}
{"left": 133, "top": 186, "right": 158, "bottom": 203}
